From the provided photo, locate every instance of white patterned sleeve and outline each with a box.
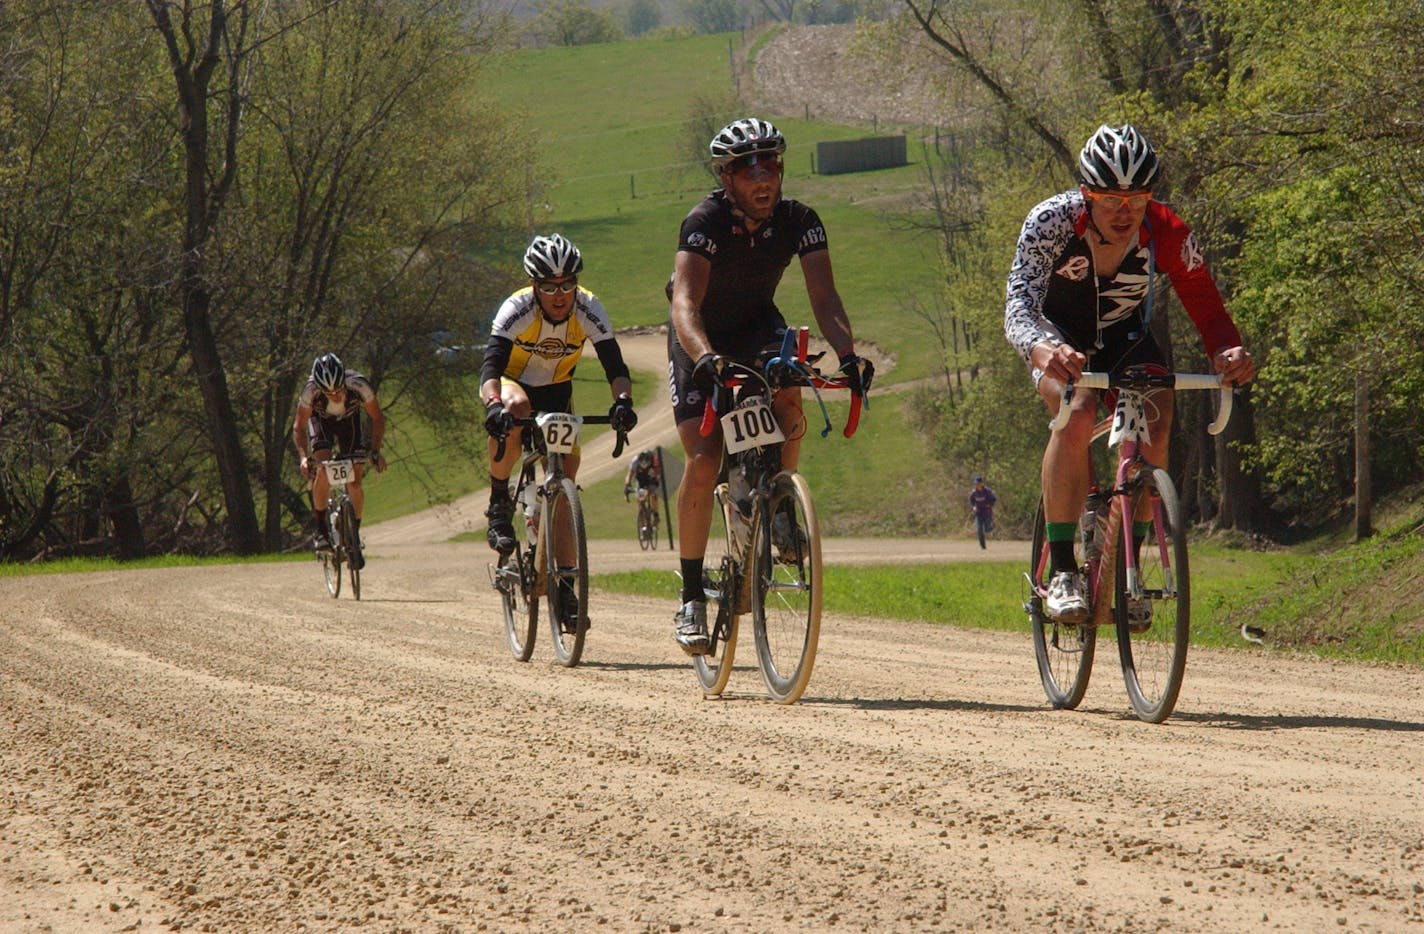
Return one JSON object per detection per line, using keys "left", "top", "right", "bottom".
{"left": 1004, "top": 193, "right": 1075, "bottom": 361}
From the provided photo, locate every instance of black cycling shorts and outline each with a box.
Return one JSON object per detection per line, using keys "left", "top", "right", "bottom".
{"left": 667, "top": 319, "right": 787, "bottom": 424}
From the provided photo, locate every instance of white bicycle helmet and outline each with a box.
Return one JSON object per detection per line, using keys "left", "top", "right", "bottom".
{"left": 1078, "top": 124, "right": 1160, "bottom": 191}
{"left": 311, "top": 352, "right": 345, "bottom": 392}
{"left": 522, "top": 233, "right": 583, "bottom": 280}
{"left": 709, "top": 117, "right": 786, "bottom": 172}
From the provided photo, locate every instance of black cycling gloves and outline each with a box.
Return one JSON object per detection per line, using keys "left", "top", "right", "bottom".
{"left": 483, "top": 400, "right": 514, "bottom": 438}
{"left": 838, "top": 352, "right": 874, "bottom": 396}
{"left": 691, "top": 352, "right": 722, "bottom": 394}
{"left": 609, "top": 397, "right": 638, "bottom": 433}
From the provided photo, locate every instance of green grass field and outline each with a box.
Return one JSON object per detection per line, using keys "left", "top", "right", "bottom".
{"left": 481, "top": 34, "right": 947, "bottom": 381}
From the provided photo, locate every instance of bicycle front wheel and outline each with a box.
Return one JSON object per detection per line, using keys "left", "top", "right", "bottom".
{"left": 1029, "top": 499, "right": 1096, "bottom": 709}
{"left": 693, "top": 485, "right": 741, "bottom": 697}
{"left": 545, "top": 477, "right": 589, "bottom": 668}
{"left": 339, "top": 506, "right": 361, "bottom": 601}
{"left": 1116, "top": 467, "right": 1189, "bottom": 723}
{"left": 637, "top": 501, "right": 654, "bottom": 550}
{"left": 322, "top": 510, "right": 342, "bottom": 598}
{"left": 752, "top": 472, "right": 822, "bottom": 704}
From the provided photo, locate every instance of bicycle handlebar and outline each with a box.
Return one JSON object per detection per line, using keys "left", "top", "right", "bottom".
{"left": 493, "top": 413, "right": 629, "bottom": 461}
{"left": 697, "top": 327, "right": 866, "bottom": 440}
{"left": 1049, "top": 370, "right": 1234, "bottom": 436}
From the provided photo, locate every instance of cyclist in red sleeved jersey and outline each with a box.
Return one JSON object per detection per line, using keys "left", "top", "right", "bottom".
{"left": 666, "top": 117, "right": 873, "bottom": 654}
{"left": 1005, "top": 123, "right": 1255, "bottom": 621}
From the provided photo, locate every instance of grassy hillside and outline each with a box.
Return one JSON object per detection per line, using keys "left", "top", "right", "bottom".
{"left": 481, "top": 34, "right": 948, "bottom": 382}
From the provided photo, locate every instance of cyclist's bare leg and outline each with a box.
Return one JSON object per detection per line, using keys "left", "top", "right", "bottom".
{"left": 1137, "top": 388, "right": 1174, "bottom": 522}
{"left": 310, "top": 450, "right": 333, "bottom": 505}
{"left": 1037, "top": 376, "right": 1095, "bottom": 525}
{"left": 487, "top": 382, "right": 532, "bottom": 483}
{"left": 675, "top": 416, "right": 723, "bottom": 562}
{"left": 772, "top": 387, "right": 806, "bottom": 470}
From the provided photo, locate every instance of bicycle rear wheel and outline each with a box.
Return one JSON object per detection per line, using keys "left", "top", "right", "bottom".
{"left": 545, "top": 477, "right": 589, "bottom": 667}
{"left": 752, "top": 472, "right": 822, "bottom": 704}
{"left": 1116, "top": 467, "right": 1189, "bottom": 723}
{"left": 692, "top": 484, "right": 741, "bottom": 697}
{"left": 1029, "top": 499, "right": 1096, "bottom": 709}
{"left": 496, "top": 519, "right": 538, "bottom": 662}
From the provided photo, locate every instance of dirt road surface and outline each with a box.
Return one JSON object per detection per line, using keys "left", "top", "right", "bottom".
{"left": 4, "top": 330, "right": 1423, "bottom": 932}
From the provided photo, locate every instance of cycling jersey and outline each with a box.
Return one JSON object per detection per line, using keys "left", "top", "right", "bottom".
{"left": 480, "top": 286, "right": 627, "bottom": 388}
{"left": 1004, "top": 191, "right": 1242, "bottom": 365}
{"left": 297, "top": 371, "right": 377, "bottom": 421}
{"left": 673, "top": 189, "right": 830, "bottom": 341}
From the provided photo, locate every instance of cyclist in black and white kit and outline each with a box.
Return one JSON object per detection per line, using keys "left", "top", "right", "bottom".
{"left": 666, "top": 117, "right": 873, "bottom": 654}
{"left": 292, "top": 352, "right": 388, "bottom": 565}
{"left": 1006, "top": 124, "right": 1254, "bottom": 621}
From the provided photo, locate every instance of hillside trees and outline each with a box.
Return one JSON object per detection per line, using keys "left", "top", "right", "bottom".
{"left": 0, "top": 0, "right": 527, "bottom": 559}
{"left": 894, "top": 0, "right": 1424, "bottom": 532}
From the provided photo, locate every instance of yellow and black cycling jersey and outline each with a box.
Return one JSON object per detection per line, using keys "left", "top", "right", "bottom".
{"left": 480, "top": 286, "right": 626, "bottom": 388}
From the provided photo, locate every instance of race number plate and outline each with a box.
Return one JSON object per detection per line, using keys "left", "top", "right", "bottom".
{"left": 536, "top": 412, "right": 582, "bottom": 454}
{"left": 720, "top": 399, "right": 785, "bottom": 454}
{"left": 322, "top": 459, "right": 355, "bottom": 487}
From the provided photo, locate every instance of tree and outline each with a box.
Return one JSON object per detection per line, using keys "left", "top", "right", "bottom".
{"left": 625, "top": 0, "right": 661, "bottom": 36}
{"left": 526, "top": 0, "right": 623, "bottom": 45}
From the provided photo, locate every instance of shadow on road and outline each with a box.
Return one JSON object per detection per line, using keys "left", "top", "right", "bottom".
{"left": 1174, "top": 710, "right": 1424, "bottom": 733}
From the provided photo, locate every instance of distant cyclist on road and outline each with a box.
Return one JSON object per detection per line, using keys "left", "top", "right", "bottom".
{"left": 666, "top": 116, "right": 873, "bottom": 655}
{"left": 479, "top": 234, "right": 638, "bottom": 621}
{"left": 1005, "top": 123, "right": 1255, "bottom": 622}
{"left": 292, "top": 352, "right": 388, "bottom": 567}
{"left": 624, "top": 449, "right": 663, "bottom": 515}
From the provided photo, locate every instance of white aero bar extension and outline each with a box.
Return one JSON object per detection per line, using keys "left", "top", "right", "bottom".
{"left": 1049, "top": 372, "right": 1233, "bottom": 436}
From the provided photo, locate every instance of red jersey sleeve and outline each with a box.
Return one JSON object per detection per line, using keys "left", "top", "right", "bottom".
{"left": 1148, "top": 202, "right": 1243, "bottom": 358}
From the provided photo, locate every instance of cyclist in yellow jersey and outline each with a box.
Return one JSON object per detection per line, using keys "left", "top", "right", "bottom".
{"left": 480, "top": 234, "right": 638, "bottom": 570}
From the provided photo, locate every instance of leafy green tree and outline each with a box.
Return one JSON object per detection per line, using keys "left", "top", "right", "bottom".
{"left": 625, "top": 0, "right": 662, "bottom": 35}
{"left": 682, "top": 0, "right": 742, "bottom": 34}
{"left": 526, "top": 0, "right": 624, "bottom": 45}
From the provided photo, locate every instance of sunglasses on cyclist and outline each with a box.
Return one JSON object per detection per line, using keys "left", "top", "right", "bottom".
{"left": 725, "top": 152, "right": 783, "bottom": 177}
{"left": 535, "top": 278, "right": 578, "bottom": 295}
{"left": 1083, "top": 189, "right": 1153, "bottom": 211}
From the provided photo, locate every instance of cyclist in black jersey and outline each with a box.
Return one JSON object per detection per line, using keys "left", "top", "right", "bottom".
{"left": 666, "top": 117, "right": 873, "bottom": 654}
{"left": 292, "top": 352, "right": 387, "bottom": 565}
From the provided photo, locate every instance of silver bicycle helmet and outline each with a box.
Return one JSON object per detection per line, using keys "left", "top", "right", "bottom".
{"left": 311, "top": 352, "right": 345, "bottom": 392}
{"left": 1078, "top": 124, "right": 1160, "bottom": 191}
{"left": 709, "top": 117, "right": 786, "bottom": 171}
{"left": 522, "top": 233, "right": 583, "bottom": 280}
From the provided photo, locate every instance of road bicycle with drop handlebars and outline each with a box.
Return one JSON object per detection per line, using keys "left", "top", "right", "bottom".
{"left": 691, "top": 326, "right": 868, "bottom": 704}
{"left": 488, "top": 412, "right": 629, "bottom": 667}
{"left": 1025, "top": 366, "right": 1236, "bottom": 723}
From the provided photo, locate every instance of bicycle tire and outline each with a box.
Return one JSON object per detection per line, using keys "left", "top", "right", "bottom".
{"left": 692, "top": 484, "right": 740, "bottom": 697}
{"left": 646, "top": 501, "right": 659, "bottom": 550}
{"left": 322, "top": 508, "right": 342, "bottom": 598}
{"left": 340, "top": 505, "right": 361, "bottom": 601}
{"left": 637, "top": 500, "right": 653, "bottom": 550}
{"left": 752, "top": 472, "right": 822, "bottom": 704}
{"left": 1029, "top": 499, "right": 1096, "bottom": 709}
{"left": 1115, "top": 467, "right": 1189, "bottom": 723}
{"left": 545, "top": 477, "right": 589, "bottom": 667}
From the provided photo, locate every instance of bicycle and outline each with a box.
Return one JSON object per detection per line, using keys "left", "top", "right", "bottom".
{"left": 316, "top": 455, "right": 368, "bottom": 600}
{"left": 1025, "top": 367, "right": 1234, "bottom": 723}
{"left": 488, "top": 412, "right": 628, "bottom": 667}
{"left": 692, "top": 326, "right": 866, "bottom": 704}
{"left": 634, "top": 487, "right": 659, "bottom": 550}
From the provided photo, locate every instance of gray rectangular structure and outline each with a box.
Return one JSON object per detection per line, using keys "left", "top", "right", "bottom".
{"left": 814, "top": 135, "right": 908, "bottom": 175}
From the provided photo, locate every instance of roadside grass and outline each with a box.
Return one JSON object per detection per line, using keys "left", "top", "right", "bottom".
{"left": 0, "top": 553, "right": 303, "bottom": 577}
{"left": 590, "top": 544, "right": 1416, "bottom": 662}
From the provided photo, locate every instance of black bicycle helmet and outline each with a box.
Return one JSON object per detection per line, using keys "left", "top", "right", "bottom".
{"left": 522, "top": 233, "right": 583, "bottom": 280}
{"left": 1078, "top": 124, "right": 1160, "bottom": 191}
{"left": 709, "top": 117, "right": 786, "bottom": 172}
{"left": 311, "top": 352, "right": 345, "bottom": 392}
